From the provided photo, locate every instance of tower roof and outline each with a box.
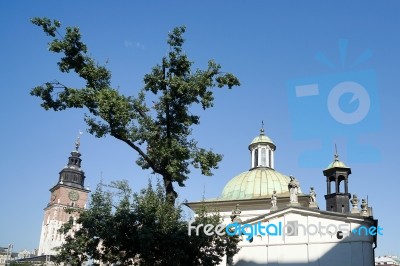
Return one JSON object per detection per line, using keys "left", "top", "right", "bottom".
{"left": 325, "top": 159, "right": 348, "bottom": 169}
{"left": 325, "top": 151, "right": 349, "bottom": 170}
{"left": 54, "top": 134, "right": 87, "bottom": 190}
{"left": 249, "top": 127, "right": 275, "bottom": 149}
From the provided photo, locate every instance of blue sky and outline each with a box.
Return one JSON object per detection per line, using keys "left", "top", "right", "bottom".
{"left": 1, "top": 1, "right": 399, "bottom": 256}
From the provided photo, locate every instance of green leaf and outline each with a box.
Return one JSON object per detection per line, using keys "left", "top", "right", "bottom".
{"left": 31, "top": 17, "right": 240, "bottom": 205}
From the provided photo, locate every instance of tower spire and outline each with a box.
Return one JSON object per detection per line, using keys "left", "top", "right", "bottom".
{"left": 56, "top": 132, "right": 87, "bottom": 189}
{"left": 334, "top": 144, "right": 339, "bottom": 161}
{"left": 75, "top": 131, "right": 83, "bottom": 151}
{"left": 260, "top": 120, "right": 265, "bottom": 135}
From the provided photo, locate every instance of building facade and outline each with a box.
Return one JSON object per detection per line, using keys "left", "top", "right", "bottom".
{"left": 375, "top": 256, "right": 400, "bottom": 265}
{"left": 38, "top": 137, "right": 90, "bottom": 256}
{"left": 0, "top": 246, "right": 16, "bottom": 266}
{"left": 187, "top": 127, "right": 378, "bottom": 266}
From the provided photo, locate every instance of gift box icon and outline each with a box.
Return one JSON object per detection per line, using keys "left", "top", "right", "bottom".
{"left": 287, "top": 40, "right": 381, "bottom": 167}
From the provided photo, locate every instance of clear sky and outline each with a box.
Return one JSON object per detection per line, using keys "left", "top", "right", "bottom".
{"left": 1, "top": 0, "right": 399, "bottom": 257}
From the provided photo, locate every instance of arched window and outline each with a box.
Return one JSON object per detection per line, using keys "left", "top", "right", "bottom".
{"left": 329, "top": 180, "right": 335, "bottom": 194}
{"left": 261, "top": 148, "right": 266, "bottom": 166}
{"left": 338, "top": 176, "right": 346, "bottom": 193}
{"left": 254, "top": 149, "right": 258, "bottom": 167}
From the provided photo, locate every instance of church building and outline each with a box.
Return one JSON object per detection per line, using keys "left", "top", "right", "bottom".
{"left": 38, "top": 136, "right": 90, "bottom": 256}
{"left": 187, "top": 127, "right": 379, "bottom": 266}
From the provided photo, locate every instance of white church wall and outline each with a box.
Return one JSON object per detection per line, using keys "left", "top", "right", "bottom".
{"left": 220, "top": 209, "right": 272, "bottom": 225}
{"left": 233, "top": 246, "right": 269, "bottom": 265}
{"left": 362, "top": 241, "right": 374, "bottom": 266}
{"left": 230, "top": 242, "right": 372, "bottom": 266}
{"left": 224, "top": 211, "right": 375, "bottom": 266}
{"left": 317, "top": 242, "right": 351, "bottom": 265}
{"left": 351, "top": 241, "right": 365, "bottom": 265}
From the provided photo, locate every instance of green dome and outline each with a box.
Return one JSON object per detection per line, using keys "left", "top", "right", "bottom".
{"left": 220, "top": 167, "right": 290, "bottom": 200}
{"left": 249, "top": 129, "right": 274, "bottom": 146}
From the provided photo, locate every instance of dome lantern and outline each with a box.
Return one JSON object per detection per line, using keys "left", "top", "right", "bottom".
{"left": 248, "top": 123, "right": 276, "bottom": 169}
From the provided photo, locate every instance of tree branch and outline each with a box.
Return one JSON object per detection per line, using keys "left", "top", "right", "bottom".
{"left": 111, "top": 131, "right": 161, "bottom": 174}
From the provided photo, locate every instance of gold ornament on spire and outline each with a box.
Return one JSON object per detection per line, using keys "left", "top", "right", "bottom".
{"left": 334, "top": 144, "right": 339, "bottom": 161}
{"left": 75, "top": 131, "right": 83, "bottom": 151}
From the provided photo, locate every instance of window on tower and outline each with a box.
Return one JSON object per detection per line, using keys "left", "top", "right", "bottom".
{"left": 329, "top": 179, "right": 335, "bottom": 194}
{"left": 254, "top": 149, "right": 258, "bottom": 167}
{"left": 268, "top": 149, "right": 271, "bottom": 167}
{"left": 338, "top": 176, "right": 346, "bottom": 193}
{"left": 261, "top": 148, "right": 266, "bottom": 166}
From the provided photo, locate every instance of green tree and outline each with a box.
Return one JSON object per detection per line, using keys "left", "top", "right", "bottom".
{"left": 56, "top": 180, "right": 239, "bottom": 266}
{"left": 31, "top": 18, "right": 240, "bottom": 204}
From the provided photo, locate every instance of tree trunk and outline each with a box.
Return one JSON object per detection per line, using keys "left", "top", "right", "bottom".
{"left": 163, "top": 176, "right": 177, "bottom": 205}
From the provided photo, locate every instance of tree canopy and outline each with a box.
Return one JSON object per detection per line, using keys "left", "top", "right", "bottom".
{"left": 56, "top": 181, "right": 239, "bottom": 266}
{"left": 31, "top": 17, "right": 240, "bottom": 204}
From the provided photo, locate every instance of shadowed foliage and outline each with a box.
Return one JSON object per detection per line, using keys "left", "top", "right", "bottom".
{"left": 55, "top": 180, "right": 239, "bottom": 266}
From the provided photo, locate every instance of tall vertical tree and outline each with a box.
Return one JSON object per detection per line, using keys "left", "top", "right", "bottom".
{"left": 31, "top": 18, "right": 240, "bottom": 204}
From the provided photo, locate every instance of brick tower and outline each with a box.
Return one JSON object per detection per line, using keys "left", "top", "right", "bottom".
{"left": 38, "top": 135, "right": 90, "bottom": 255}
